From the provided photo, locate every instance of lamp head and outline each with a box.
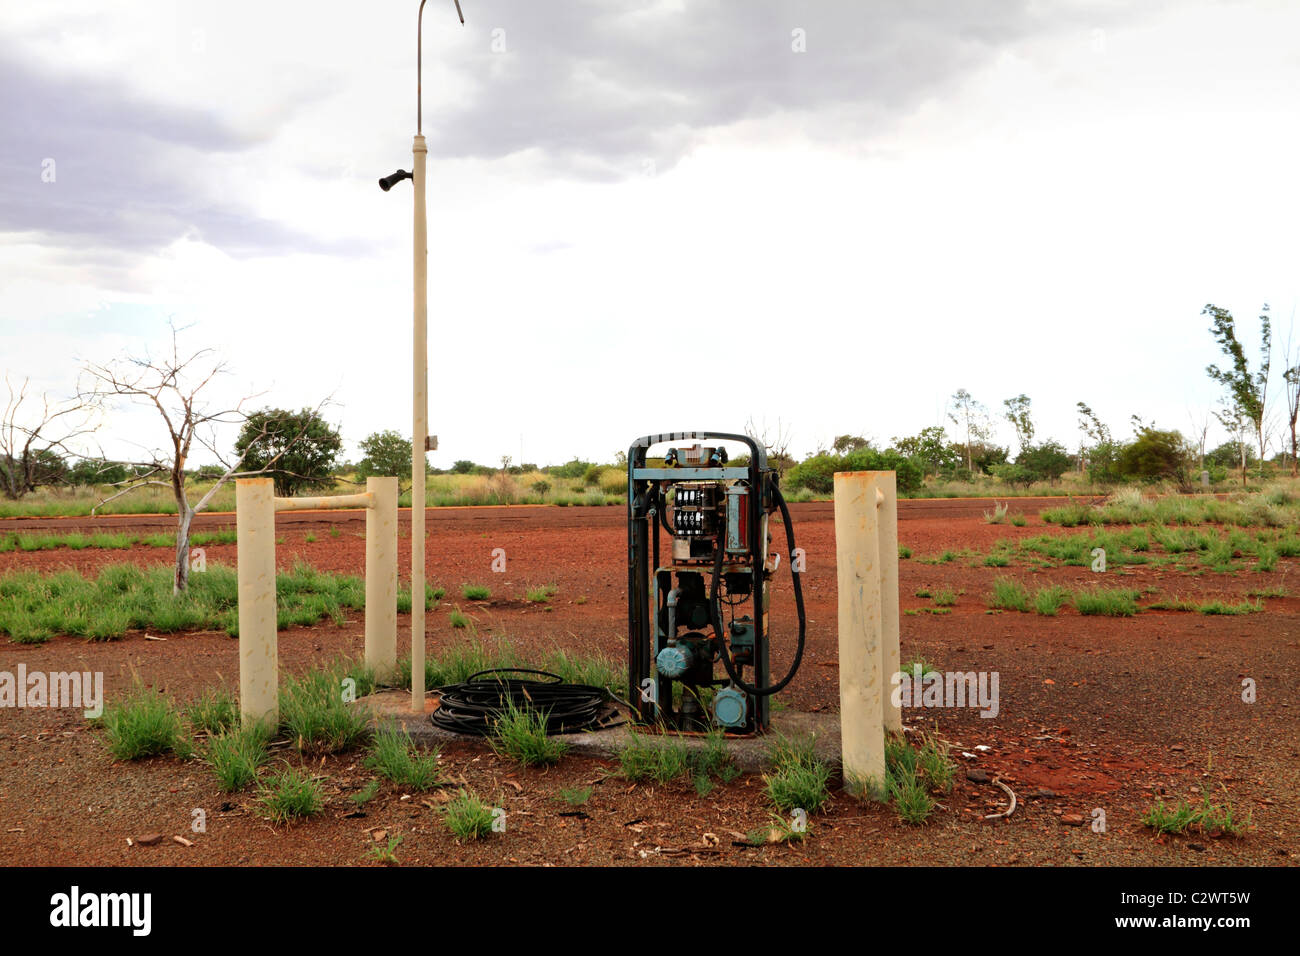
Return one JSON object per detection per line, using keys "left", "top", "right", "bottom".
{"left": 378, "top": 169, "right": 413, "bottom": 191}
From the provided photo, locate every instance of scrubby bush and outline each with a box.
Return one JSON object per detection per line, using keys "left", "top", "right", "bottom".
{"left": 1117, "top": 428, "right": 1195, "bottom": 488}
{"left": 785, "top": 448, "right": 922, "bottom": 495}
{"left": 1016, "top": 441, "right": 1072, "bottom": 484}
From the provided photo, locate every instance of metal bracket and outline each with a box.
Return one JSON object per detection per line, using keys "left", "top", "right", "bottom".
{"left": 425, "top": 435, "right": 438, "bottom": 451}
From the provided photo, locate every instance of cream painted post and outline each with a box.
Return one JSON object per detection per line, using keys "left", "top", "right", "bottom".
{"left": 834, "top": 471, "right": 886, "bottom": 797}
{"left": 411, "top": 132, "right": 429, "bottom": 712}
{"left": 876, "top": 472, "right": 901, "bottom": 734}
{"left": 237, "top": 478, "right": 278, "bottom": 727}
{"left": 365, "top": 477, "right": 399, "bottom": 680}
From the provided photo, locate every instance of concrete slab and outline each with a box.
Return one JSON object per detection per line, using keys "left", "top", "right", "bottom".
{"left": 356, "top": 689, "right": 841, "bottom": 771}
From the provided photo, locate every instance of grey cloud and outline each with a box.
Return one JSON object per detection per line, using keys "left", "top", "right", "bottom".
{"left": 0, "top": 45, "right": 369, "bottom": 264}
{"left": 426, "top": 0, "right": 1088, "bottom": 177}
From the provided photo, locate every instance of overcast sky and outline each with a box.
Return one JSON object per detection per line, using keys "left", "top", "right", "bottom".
{"left": 3, "top": 0, "right": 1298, "bottom": 469}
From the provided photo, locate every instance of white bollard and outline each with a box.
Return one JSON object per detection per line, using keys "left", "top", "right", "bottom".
{"left": 237, "top": 478, "right": 278, "bottom": 727}
{"left": 834, "top": 471, "right": 888, "bottom": 798}
{"left": 365, "top": 477, "right": 399, "bottom": 681}
{"left": 411, "top": 132, "right": 429, "bottom": 714}
{"left": 876, "top": 472, "right": 901, "bottom": 734}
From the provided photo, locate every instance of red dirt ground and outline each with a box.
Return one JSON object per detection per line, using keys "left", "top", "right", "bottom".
{"left": 1, "top": 499, "right": 1296, "bottom": 866}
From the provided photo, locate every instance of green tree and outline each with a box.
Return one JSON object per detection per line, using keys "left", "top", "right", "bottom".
{"left": 1016, "top": 440, "right": 1072, "bottom": 484}
{"left": 1117, "top": 428, "right": 1195, "bottom": 489}
{"left": 891, "top": 426, "right": 954, "bottom": 478}
{"left": 358, "top": 430, "right": 414, "bottom": 481}
{"left": 832, "top": 434, "right": 870, "bottom": 454}
{"left": 1204, "top": 303, "right": 1271, "bottom": 478}
{"left": 234, "top": 408, "right": 343, "bottom": 497}
{"left": 947, "top": 389, "right": 991, "bottom": 472}
{"left": 64, "top": 458, "right": 129, "bottom": 487}
{"left": 1002, "top": 394, "right": 1034, "bottom": 455}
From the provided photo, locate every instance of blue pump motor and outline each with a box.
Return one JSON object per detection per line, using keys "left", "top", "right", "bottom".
{"left": 713, "top": 686, "right": 748, "bottom": 728}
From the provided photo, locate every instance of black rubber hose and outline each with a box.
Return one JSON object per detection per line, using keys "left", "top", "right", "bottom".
{"left": 429, "top": 668, "right": 625, "bottom": 736}
{"left": 653, "top": 484, "right": 674, "bottom": 536}
{"left": 711, "top": 483, "right": 806, "bottom": 697}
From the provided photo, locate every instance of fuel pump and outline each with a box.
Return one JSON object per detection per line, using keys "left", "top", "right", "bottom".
{"left": 626, "top": 431, "right": 806, "bottom": 733}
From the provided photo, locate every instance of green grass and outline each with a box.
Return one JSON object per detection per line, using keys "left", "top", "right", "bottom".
{"left": 0, "top": 529, "right": 237, "bottom": 553}
{"left": 396, "top": 582, "right": 442, "bottom": 614}
{"left": 367, "top": 834, "right": 403, "bottom": 864}
{"left": 898, "top": 546, "right": 912, "bottom": 559}
{"left": 1142, "top": 796, "right": 1251, "bottom": 836}
{"left": 983, "top": 501, "right": 1009, "bottom": 524}
{"left": 524, "top": 583, "right": 558, "bottom": 603}
{"left": 762, "top": 736, "right": 832, "bottom": 814}
{"left": 364, "top": 725, "right": 443, "bottom": 790}
{"left": 932, "top": 588, "right": 956, "bottom": 607}
{"left": 917, "top": 734, "right": 956, "bottom": 794}
{"left": 442, "top": 789, "right": 498, "bottom": 840}
{"left": 490, "top": 699, "right": 570, "bottom": 768}
{"left": 618, "top": 728, "right": 693, "bottom": 783}
{"left": 537, "top": 647, "right": 626, "bottom": 699}
{"left": 616, "top": 727, "right": 740, "bottom": 789}
{"left": 396, "top": 639, "right": 520, "bottom": 690}
{"left": 1032, "top": 585, "right": 1072, "bottom": 616}
{"left": 186, "top": 687, "right": 239, "bottom": 736}
{"left": 0, "top": 560, "right": 372, "bottom": 644}
{"left": 747, "top": 811, "right": 810, "bottom": 846}
{"left": 257, "top": 765, "right": 324, "bottom": 824}
{"left": 1246, "top": 584, "right": 1287, "bottom": 598}
{"left": 99, "top": 682, "right": 191, "bottom": 761}
{"left": 206, "top": 723, "right": 272, "bottom": 792}
{"left": 448, "top": 607, "right": 471, "bottom": 629}
{"left": 1072, "top": 586, "right": 1139, "bottom": 617}
{"left": 1043, "top": 487, "right": 1300, "bottom": 530}
{"left": 558, "top": 786, "right": 592, "bottom": 806}
{"left": 882, "top": 734, "right": 955, "bottom": 825}
{"left": 899, "top": 656, "right": 939, "bottom": 679}
{"left": 1195, "top": 599, "right": 1263, "bottom": 615}
{"left": 278, "top": 667, "right": 371, "bottom": 754}
{"left": 460, "top": 584, "right": 491, "bottom": 601}
{"left": 350, "top": 780, "right": 380, "bottom": 805}
{"left": 988, "top": 577, "right": 1030, "bottom": 612}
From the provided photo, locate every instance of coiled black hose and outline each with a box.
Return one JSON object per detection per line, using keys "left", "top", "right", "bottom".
{"left": 711, "top": 482, "right": 806, "bottom": 697}
{"left": 429, "top": 668, "right": 623, "bottom": 736}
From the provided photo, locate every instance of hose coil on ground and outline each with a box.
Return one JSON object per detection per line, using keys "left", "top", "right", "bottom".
{"left": 429, "top": 668, "right": 621, "bottom": 736}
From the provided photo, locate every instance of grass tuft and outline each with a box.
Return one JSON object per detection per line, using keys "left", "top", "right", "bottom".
{"left": 257, "top": 765, "right": 323, "bottom": 824}
{"left": 442, "top": 789, "right": 498, "bottom": 840}
{"left": 100, "top": 682, "right": 191, "bottom": 761}
{"left": 206, "top": 722, "right": 272, "bottom": 792}
{"left": 364, "top": 725, "right": 443, "bottom": 790}
{"left": 490, "top": 699, "right": 570, "bottom": 768}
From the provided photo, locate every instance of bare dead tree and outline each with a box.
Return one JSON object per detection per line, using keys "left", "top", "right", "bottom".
{"left": 1283, "top": 315, "right": 1300, "bottom": 477}
{"left": 80, "top": 321, "right": 333, "bottom": 595}
{"left": 0, "top": 374, "right": 103, "bottom": 499}
{"left": 744, "top": 415, "right": 795, "bottom": 476}
{"left": 1185, "top": 406, "right": 1211, "bottom": 471}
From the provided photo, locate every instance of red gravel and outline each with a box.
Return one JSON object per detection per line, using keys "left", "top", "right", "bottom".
{"left": 1, "top": 500, "right": 1296, "bottom": 866}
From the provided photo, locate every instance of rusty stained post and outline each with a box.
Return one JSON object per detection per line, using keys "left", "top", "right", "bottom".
{"left": 365, "top": 477, "right": 399, "bottom": 681}
{"left": 834, "top": 471, "right": 893, "bottom": 798}
{"left": 410, "top": 129, "right": 429, "bottom": 713}
{"left": 237, "top": 478, "right": 278, "bottom": 727}
{"left": 876, "top": 472, "right": 901, "bottom": 734}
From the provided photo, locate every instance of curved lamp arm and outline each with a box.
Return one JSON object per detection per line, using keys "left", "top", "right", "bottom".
{"left": 419, "top": 0, "right": 466, "bottom": 135}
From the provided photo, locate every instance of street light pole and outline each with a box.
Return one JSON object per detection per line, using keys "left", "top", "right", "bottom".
{"left": 381, "top": 0, "right": 465, "bottom": 713}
